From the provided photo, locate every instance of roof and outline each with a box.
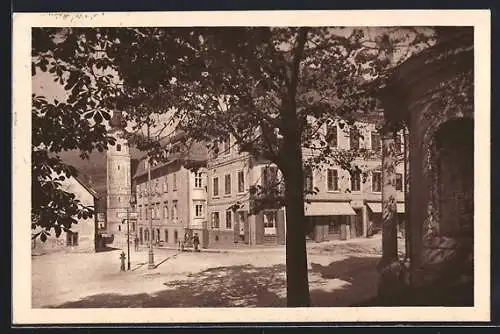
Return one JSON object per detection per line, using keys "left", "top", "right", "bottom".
{"left": 73, "top": 172, "right": 100, "bottom": 199}
{"left": 133, "top": 134, "right": 208, "bottom": 179}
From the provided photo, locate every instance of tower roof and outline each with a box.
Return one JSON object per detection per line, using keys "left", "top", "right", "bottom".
{"left": 109, "top": 110, "right": 127, "bottom": 130}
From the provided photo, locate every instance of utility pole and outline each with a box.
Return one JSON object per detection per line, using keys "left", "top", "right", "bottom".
{"left": 147, "top": 124, "right": 155, "bottom": 269}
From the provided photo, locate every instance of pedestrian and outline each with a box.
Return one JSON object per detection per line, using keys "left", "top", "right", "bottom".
{"left": 193, "top": 233, "right": 200, "bottom": 252}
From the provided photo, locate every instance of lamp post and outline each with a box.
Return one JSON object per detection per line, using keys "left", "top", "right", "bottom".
{"left": 127, "top": 197, "right": 136, "bottom": 271}
{"left": 147, "top": 156, "right": 155, "bottom": 269}
{"left": 126, "top": 207, "right": 131, "bottom": 270}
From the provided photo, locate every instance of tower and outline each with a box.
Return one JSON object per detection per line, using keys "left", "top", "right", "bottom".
{"left": 106, "top": 110, "right": 131, "bottom": 247}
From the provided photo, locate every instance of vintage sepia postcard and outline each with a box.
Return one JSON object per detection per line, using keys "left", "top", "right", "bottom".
{"left": 12, "top": 9, "right": 491, "bottom": 324}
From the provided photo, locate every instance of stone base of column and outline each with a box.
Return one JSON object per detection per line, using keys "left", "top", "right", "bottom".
{"left": 376, "top": 257, "right": 406, "bottom": 305}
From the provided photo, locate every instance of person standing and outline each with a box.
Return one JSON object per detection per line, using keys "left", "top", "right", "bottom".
{"left": 193, "top": 233, "right": 200, "bottom": 252}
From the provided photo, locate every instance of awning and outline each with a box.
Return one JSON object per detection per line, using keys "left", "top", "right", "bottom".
{"left": 304, "top": 202, "right": 356, "bottom": 216}
{"left": 367, "top": 202, "right": 405, "bottom": 213}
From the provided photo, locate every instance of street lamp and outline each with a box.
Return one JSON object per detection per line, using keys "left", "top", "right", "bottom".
{"left": 147, "top": 156, "right": 155, "bottom": 269}
{"left": 127, "top": 197, "right": 137, "bottom": 271}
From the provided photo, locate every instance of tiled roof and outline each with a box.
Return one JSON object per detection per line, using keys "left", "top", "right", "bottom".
{"left": 133, "top": 134, "right": 208, "bottom": 179}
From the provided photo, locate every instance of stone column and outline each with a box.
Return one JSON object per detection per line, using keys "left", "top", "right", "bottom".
{"left": 233, "top": 211, "right": 240, "bottom": 243}
{"left": 276, "top": 209, "right": 286, "bottom": 245}
{"left": 377, "top": 130, "right": 402, "bottom": 299}
{"left": 362, "top": 205, "right": 368, "bottom": 237}
{"left": 255, "top": 211, "right": 264, "bottom": 245}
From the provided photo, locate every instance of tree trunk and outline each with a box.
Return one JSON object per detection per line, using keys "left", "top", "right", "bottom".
{"left": 280, "top": 26, "right": 310, "bottom": 307}
{"left": 281, "top": 121, "right": 310, "bottom": 307}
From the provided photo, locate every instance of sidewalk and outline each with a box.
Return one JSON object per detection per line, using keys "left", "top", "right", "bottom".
{"left": 144, "top": 234, "right": 383, "bottom": 254}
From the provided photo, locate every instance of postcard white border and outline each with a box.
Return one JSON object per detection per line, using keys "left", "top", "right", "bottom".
{"left": 12, "top": 9, "right": 491, "bottom": 324}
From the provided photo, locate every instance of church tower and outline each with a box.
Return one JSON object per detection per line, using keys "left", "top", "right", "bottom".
{"left": 106, "top": 110, "right": 131, "bottom": 246}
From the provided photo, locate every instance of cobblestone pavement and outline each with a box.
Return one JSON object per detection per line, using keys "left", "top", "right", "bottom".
{"left": 32, "top": 234, "right": 403, "bottom": 308}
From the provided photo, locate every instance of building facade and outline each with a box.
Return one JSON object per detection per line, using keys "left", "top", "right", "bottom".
{"left": 32, "top": 174, "right": 99, "bottom": 254}
{"left": 206, "top": 135, "right": 286, "bottom": 248}
{"left": 204, "top": 121, "right": 406, "bottom": 248}
{"left": 302, "top": 120, "right": 406, "bottom": 243}
{"left": 133, "top": 133, "right": 208, "bottom": 248}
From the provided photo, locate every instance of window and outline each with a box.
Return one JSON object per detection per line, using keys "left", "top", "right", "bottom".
{"left": 117, "top": 164, "right": 120, "bottom": 171}
{"left": 156, "top": 203, "right": 161, "bottom": 219}
{"left": 163, "top": 202, "right": 169, "bottom": 219}
{"left": 213, "top": 177, "right": 219, "bottom": 197}
{"left": 238, "top": 170, "right": 245, "bottom": 193}
{"left": 371, "top": 132, "right": 381, "bottom": 152}
{"left": 194, "top": 201, "right": 204, "bottom": 218}
{"left": 396, "top": 173, "right": 403, "bottom": 191}
{"left": 164, "top": 230, "right": 169, "bottom": 243}
{"left": 394, "top": 132, "right": 403, "bottom": 153}
{"left": 225, "top": 174, "right": 231, "bottom": 195}
{"left": 372, "top": 171, "right": 382, "bottom": 192}
{"left": 139, "top": 227, "right": 143, "bottom": 243}
{"left": 118, "top": 225, "right": 121, "bottom": 232}
{"left": 156, "top": 228, "right": 160, "bottom": 242}
{"left": 174, "top": 230, "right": 178, "bottom": 243}
{"left": 118, "top": 196, "right": 121, "bottom": 203}
{"left": 173, "top": 173, "right": 177, "bottom": 191}
{"left": 164, "top": 177, "right": 168, "bottom": 193}
{"left": 327, "top": 169, "right": 339, "bottom": 192}
{"left": 262, "top": 166, "right": 278, "bottom": 189}
{"left": 326, "top": 123, "right": 338, "bottom": 148}
{"left": 116, "top": 144, "right": 121, "bottom": 151}
{"left": 145, "top": 229, "right": 149, "bottom": 242}
{"left": 350, "top": 127, "right": 360, "bottom": 150}
{"left": 172, "top": 200, "right": 178, "bottom": 220}
{"left": 264, "top": 211, "right": 277, "bottom": 235}
{"left": 225, "top": 210, "right": 232, "bottom": 229}
{"left": 351, "top": 171, "right": 361, "bottom": 192}
{"left": 304, "top": 167, "right": 314, "bottom": 193}
{"left": 194, "top": 172, "right": 203, "bottom": 188}
{"left": 66, "top": 231, "right": 78, "bottom": 246}
{"left": 211, "top": 212, "right": 220, "bottom": 229}
{"left": 138, "top": 206, "right": 142, "bottom": 219}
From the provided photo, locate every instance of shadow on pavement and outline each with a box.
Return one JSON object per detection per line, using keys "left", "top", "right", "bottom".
{"left": 309, "top": 256, "right": 381, "bottom": 307}
{"left": 52, "top": 255, "right": 386, "bottom": 308}
{"left": 52, "top": 264, "right": 288, "bottom": 308}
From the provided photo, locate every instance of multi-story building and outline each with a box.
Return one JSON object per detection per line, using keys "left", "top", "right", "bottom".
{"left": 205, "top": 117, "right": 406, "bottom": 247}
{"left": 124, "top": 117, "right": 406, "bottom": 249}
{"left": 132, "top": 132, "right": 208, "bottom": 248}
{"left": 302, "top": 119, "right": 406, "bottom": 242}
{"left": 206, "top": 134, "right": 287, "bottom": 247}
